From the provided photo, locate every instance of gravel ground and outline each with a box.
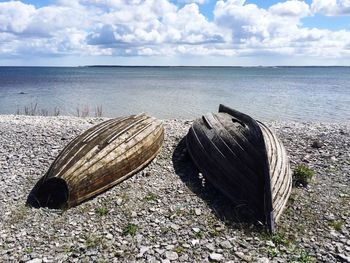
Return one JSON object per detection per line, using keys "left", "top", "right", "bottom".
{"left": 0, "top": 115, "right": 349, "bottom": 263}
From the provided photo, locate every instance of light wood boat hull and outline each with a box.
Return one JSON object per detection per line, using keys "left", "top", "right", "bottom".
{"left": 27, "top": 113, "right": 164, "bottom": 209}
{"left": 186, "top": 104, "right": 291, "bottom": 232}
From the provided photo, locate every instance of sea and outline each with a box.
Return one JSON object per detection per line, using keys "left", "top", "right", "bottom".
{"left": 0, "top": 66, "right": 349, "bottom": 122}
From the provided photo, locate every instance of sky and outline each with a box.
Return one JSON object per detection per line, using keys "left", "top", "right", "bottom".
{"left": 0, "top": 0, "right": 350, "bottom": 66}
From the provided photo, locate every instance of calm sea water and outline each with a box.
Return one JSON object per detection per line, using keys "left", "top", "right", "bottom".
{"left": 0, "top": 66, "right": 349, "bottom": 122}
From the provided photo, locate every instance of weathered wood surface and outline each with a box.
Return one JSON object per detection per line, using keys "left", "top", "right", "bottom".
{"left": 27, "top": 113, "right": 164, "bottom": 209}
{"left": 258, "top": 121, "right": 292, "bottom": 224}
{"left": 186, "top": 104, "right": 291, "bottom": 232}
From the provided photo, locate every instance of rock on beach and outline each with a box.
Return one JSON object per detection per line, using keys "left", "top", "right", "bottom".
{"left": 0, "top": 115, "right": 349, "bottom": 262}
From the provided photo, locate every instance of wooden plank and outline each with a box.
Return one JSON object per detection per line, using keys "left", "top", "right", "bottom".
{"left": 258, "top": 121, "right": 292, "bottom": 225}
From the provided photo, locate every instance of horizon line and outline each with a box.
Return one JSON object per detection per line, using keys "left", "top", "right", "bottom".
{"left": 1, "top": 65, "right": 350, "bottom": 68}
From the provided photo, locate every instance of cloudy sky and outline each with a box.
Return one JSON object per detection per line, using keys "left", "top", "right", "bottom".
{"left": 0, "top": 0, "right": 350, "bottom": 66}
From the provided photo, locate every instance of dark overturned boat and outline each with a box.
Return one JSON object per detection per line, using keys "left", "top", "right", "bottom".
{"left": 186, "top": 104, "right": 291, "bottom": 232}
{"left": 27, "top": 113, "right": 164, "bottom": 209}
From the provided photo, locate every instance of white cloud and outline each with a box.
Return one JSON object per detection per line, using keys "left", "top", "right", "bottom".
{"left": 0, "top": 1, "right": 36, "bottom": 33}
{"left": 162, "top": 3, "right": 228, "bottom": 44}
{"left": 214, "top": 0, "right": 350, "bottom": 58}
{"left": 0, "top": 2, "right": 92, "bottom": 59}
{"left": 311, "top": 0, "right": 350, "bottom": 15}
{"left": 86, "top": 1, "right": 227, "bottom": 56}
{"left": 0, "top": 0, "right": 350, "bottom": 64}
{"left": 177, "top": 0, "right": 208, "bottom": 4}
{"left": 269, "top": 0, "right": 310, "bottom": 17}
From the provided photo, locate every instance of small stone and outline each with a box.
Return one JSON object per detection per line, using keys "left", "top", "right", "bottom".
{"left": 302, "top": 154, "right": 311, "bottom": 162}
{"left": 256, "top": 257, "right": 270, "bottom": 263}
{"left": 165, "top": 251, "right": 178, "bottom": 261}
{"left": 136, "top": 234, "right": 143, "bottom": 243}
{"left": 194, "top": 208, "right": 202, "bottom": 216}
{"left": 330, "top": 230, "right": 339, "bottom": 237}
{"left": 192, "top": 227, "right": 200, "bottom": 233}
{"left": 182, "top": 243, "right": 190, "bottom": 248}
{"left": 116, "top": 198, "right": 123, "bottom": 206}
{"left": 206, "top": 243, "right": 215, "bottom": 251}
{"left": 26, "top": 259, "right": 43, "bottom": 263}
{"left": 324, "top": 213, "right": 336, "bottom": 220}
{"left": 266, "top": 241, "right": 275, "bottom": 247}
{"left": 155, "top": 248, "right": 165, "bottom": 255}
{"left": 42, "top": 257, "right": 53, "bottom": 263}
{"left": 146, "top": 256, "right": 157, "bottom": 263}
{"left": 235, "top": 251, "right": 251, "bottom": 261}
{"left": 20, "top": 255, "right": 31, "bottom": 262}
{"left": 311, "top": 140, "right": 323, "bottom": 148}
{"left": 143, "top": 171, "right": 151, "bottom": 177}
{"left": 170, "top": 223, "right": 180, "bottom": 230}
{"left": 220, "top": 240, "right": 232, "bottom": 249}
{"left": 179, "top": 254, "right": 189, "bottom": 261}
{"left": 137, "top": 246, "right": 150, "bottom": 258}
{"left": 209, "top": 253, "right": 223, "bottom": 262}
{"left": 191, "top": 239, "right": 199, "bottom": 246}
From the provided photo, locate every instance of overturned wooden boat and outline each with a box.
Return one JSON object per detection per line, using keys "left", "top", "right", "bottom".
{"left": 27, "top": 113, "right": 164, "bottom": 209}
{"left": 186, "top": 104, "right": 292, "bottom": 232}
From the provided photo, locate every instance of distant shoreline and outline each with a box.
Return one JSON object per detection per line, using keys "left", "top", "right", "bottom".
{"left": 1, "top": 65, "right": 350, "bottom": 68}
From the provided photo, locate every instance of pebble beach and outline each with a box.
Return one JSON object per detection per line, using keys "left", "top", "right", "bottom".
{"left": 0, "top": 115, "right": 349, "bottom": 263}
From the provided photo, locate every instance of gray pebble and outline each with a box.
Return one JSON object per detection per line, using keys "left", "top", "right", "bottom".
{"left": 209, "top": 253, "right": 223, "bottom": 262}
{"left": 26, "top": 259, "right": 43, "bottom": 263}
{"left": 164, "top": 251, "right": 178, "bottom": 261}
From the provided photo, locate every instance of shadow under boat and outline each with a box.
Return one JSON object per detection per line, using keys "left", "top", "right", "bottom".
{"left": 172, "top": 137, "right": 259, "bottom": 229}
